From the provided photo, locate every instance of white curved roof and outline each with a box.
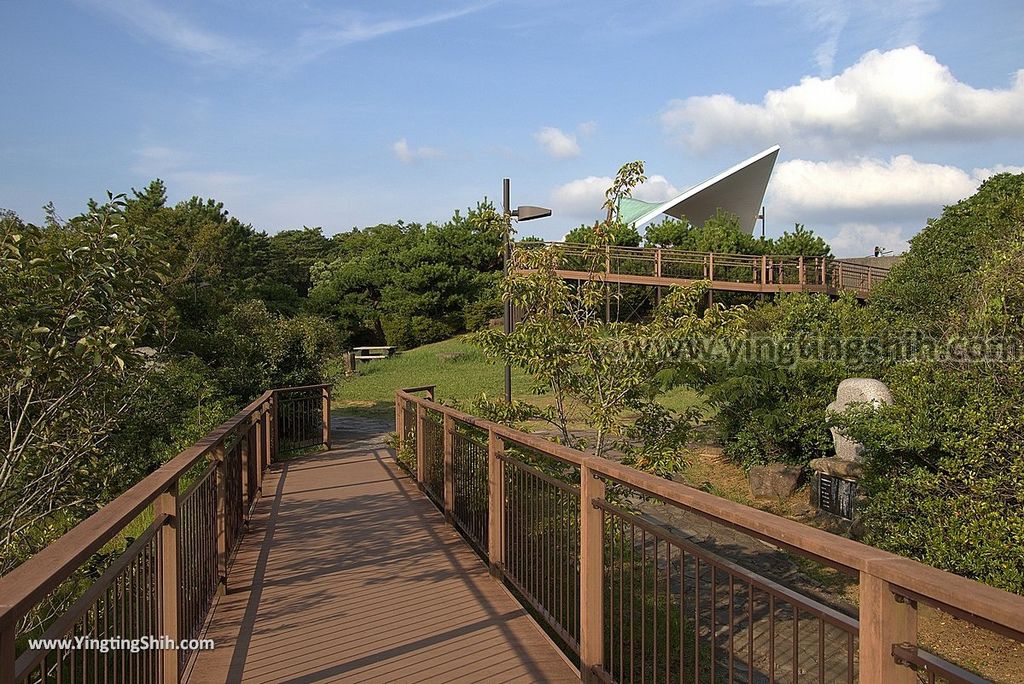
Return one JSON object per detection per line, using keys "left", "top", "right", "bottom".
{"left": 623, "top": 145, "right": 780, "bottom": 234}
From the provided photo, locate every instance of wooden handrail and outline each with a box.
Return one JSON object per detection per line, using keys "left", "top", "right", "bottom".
{"left": 0, "top": 389, "right": 272, "bottom": 628}
{"left": 515, "top": 241, "right": 891, "bottom": 297}
{"left": 395, "top": 389, "right": 1024, "bottom": 643}
{"left": 0, "top": 381, "right": 334, "bottom": 678}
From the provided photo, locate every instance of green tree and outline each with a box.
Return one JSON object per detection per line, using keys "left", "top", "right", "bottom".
{"left": 0, "top": 199, "right": 166, "bottom": 572}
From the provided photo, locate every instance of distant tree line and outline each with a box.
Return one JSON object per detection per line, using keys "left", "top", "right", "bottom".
{"left": 0, "top": 180, "right": 504, "bottom": 574}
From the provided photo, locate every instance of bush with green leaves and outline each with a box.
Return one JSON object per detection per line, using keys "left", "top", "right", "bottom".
{"left": 833, "top": 172, "right": 1024, "bottom": 592}
{"left": 0, "top": 199, "right": 166, "bottom": 572}
{"left": 687, "top": 292, "right": 874, "bottom": 467}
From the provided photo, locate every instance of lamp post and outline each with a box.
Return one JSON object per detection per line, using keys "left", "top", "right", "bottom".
{"left": 502, "top": 177, "right": 551, "bottom": 403}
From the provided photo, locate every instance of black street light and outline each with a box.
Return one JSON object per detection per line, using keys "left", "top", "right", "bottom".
{"left": 502, "top": 178, "right": 551, "bottom": 403}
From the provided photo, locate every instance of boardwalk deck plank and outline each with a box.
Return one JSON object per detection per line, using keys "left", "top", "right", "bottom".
{"left": 188, "top": 425, "right": 577, "bottom": 683}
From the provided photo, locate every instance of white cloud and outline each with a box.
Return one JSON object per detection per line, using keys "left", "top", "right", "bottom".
{"left": 769, "top": 155, "right": 985, "bottom": 221}
{"left": 535, "top": 127, "right": 581, "bottom": 159}
{"left": 764, "top": 0, "right": 939, "bottom": 76}
{"left": 81, "top": 0, "right": 493, "bottom": 70}
{"left": 768, "top": 156, "right": 1024, "bottom": 256}
{"left": 289, "top": 3, "right": 496, "bottom": 67}
{"left": 829, "top": 223, "right": 910, "bottom": 257}
{"left": 391, "top": 138, "right": 442, "bottom": 164}
{"left": 80, "top": 0, "right": 262, "bottom": 67}
{"left": 974, "top": 164, "right": 1024, "bottom": 179}
{"left": 661, "top": 46, "right": 1024, "bottom": 153}
{"left": 550, "top": 174, "right": 679, "bottom": 219}
{"left": 577, "top": 121, "right": 599, "bottom": 137}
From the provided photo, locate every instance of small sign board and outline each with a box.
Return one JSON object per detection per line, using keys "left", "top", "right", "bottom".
{"left": 818, "top": 473, "right": 856, "bottom": 520}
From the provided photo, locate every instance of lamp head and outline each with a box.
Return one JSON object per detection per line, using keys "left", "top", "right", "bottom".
{"left": 512, "top": 205, "right": 552, "bottom": 221}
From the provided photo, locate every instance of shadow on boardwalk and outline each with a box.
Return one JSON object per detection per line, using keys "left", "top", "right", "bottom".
{"left": 187, "top": 421, "right": 577, "bottom": 683}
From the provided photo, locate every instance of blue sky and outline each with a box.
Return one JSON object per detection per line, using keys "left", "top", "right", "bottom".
{"left": 2, "top": 1, "right": 1023, "bottom": 255}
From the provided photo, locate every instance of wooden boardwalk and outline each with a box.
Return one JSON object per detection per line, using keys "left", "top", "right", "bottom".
{"left": 187, "top": 421, "right": 578, "bottom": 683}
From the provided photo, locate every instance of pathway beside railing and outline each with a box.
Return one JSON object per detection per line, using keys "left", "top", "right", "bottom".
{"left": 0, "top": 384, "right": 331, "bottom": 684}
{"left": 395, "top": 386, "right": 1024, "bottom": 684}
{"left": 515, "top": 242, "right": 891, "bottom": 299}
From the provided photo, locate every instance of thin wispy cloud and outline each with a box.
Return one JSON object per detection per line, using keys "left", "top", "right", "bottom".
{"left": 290, "top": 2, "right": 497, "bottom": 66}
{"left": 79, "top": 0, "right": 262, "bottom": 68}
{"left": 763, "top": 0, "right": 940, "bottom": 76}
{"left": 79, "top": 0, "right": 495, "bottom": 71}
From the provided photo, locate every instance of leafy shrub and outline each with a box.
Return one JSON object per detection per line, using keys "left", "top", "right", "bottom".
{"left": 692, "top": 292, "right": 873, "bottom": 468}
{"left": 835, "top": 361, "right": 1024, "bottom": 592}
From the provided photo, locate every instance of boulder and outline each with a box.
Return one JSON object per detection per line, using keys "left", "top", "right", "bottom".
{"left": 808, "top": 456, "right": 864, "bottom": 479}
{"left": 749, "top": 463, "right": 803, "bottom": 499}
{"left": 826, "top": 378, "right": 893, "bottom": 461}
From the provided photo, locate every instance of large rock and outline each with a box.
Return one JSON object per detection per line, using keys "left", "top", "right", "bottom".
{"left": 749, "top": 463, "right": 803, "bottom": 499}
{"left": 808, "top": 456, "right": 864, "bottom": 479}
{"left": 826, "top": 378, "right": 893, "bottom": 461}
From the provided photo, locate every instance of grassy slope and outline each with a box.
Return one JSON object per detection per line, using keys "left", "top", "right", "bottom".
{"left": 330, "top": 335, "right": 702, "bottom": 417}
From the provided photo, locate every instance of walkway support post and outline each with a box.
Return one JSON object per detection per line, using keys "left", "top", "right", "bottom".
{"left": 270, "top": 391, "right": 279, "bottom": 463}
{"left": 156, "top": 482, "right": 179, "bottom": 684}
{"left": 0, "top": 619, "right": 14, "bottom": 684}
{"left": 322, "top": 385, "right": 332, "bottom": 450}
{"left": 240, "top": 426, "right": 250, "bottom": 508}
{"left": 443, "top": 414, "right": 454, "bottom": 521}
{"left": 415, "top": 404, "right": 426, "bottom": 486}
{"left": 579, "top": 460, "right": 605, "bottom": 683}
{"left": 395, "top": 396, "right": 406, "bottom": 451}
{"left": 860, "top": 571, "right": 918, "bottom": 683}
{"left": 213, "top": 444, "right": 228, "bottom": 588}
{"left": 487, "top": 429, "right": 505, "bottom": 578}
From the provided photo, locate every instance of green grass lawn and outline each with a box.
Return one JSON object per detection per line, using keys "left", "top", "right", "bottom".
{"left": 329, "top": 335, "right": 705, "bottom": 419}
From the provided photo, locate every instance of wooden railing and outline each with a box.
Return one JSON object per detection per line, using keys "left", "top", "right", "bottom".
{"left": 515, "top": 242, "right": 891, "bottom": 298}
{"left": 395, "top": 388, "right": 1024, "bottom": 683}
{"left": 0, "top": 384, "right": 331, "bottom": 684}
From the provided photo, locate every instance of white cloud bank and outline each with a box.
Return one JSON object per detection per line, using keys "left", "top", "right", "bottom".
{"left": 661, "top": 46, "right": 1024, "bottom": 153}
{"left": 770, "top": 155, "right": 1024, "bottom": 221}
{"left": 769, "top": 156, "right": 1024, "bottom": 255}
{"left": 550, "top": 175, "right": 679, "bottom": 219}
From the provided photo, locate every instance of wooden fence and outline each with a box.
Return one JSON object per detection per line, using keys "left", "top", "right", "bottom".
{"left": 396, "top": 387, "right": 1024, "bottom": 684}
{"left": 0, "top": 384, "right": 331, "bottom": 683}
{"left": 515, "top": 242, "right": 891, "bottom": 299}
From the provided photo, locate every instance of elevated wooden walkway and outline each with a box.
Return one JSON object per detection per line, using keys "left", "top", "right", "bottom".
{"left": 514, "top": 242, "right": 891, "bottom": 299}
{"left": 188, "top": 421, "right": 576, "bottom": 683}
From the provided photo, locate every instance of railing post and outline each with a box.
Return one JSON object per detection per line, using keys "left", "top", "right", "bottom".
{"left": 395, "top": 395, "right": 406, "bottom": 450}
{"left": 1, "top": 615, "right": 16, "bottom": 684}
{"left": 266, "top": 401, "right": 274, "bottom": 471}
{"left": 708, "top": 252, "right": 714, "bottom": 282}
{"left": 270, "top": 391, "right": 278, "bottom": 463}
{"left": 655, "top": 248, "right": 662, "bottom": 278}
{"left": 860, "top": 571, "right": 917, "bottom": 683}
{"left": 760, "top": 255, "right": 767, "bottom": 285}
{"left": 415, "top": 404, "right": 426, "bottom": 486}
{"left": 213, "top": 444, "right": 228, "bottom": 589}
{"left": 487, "top": 429, "right": 505, "bottom": 578}
{"left": 322, "top": 386, "right": 332, "bottom": 450}
{"left": 254, "top": 413, "right": 264, "bottom": 495}
{"left": 155, "top": 482, "right": 179, "bottom": 684}
{"left": 240, "top": 427, "right": 250, "bottom": 510}
{"left": 799, "top": 255, "right": 805, "bottom": 286}
{"left": 821, "top": 257, "right": 827, "bottom": 286}
{"left": 579, "top": 460, "right": 605, "bottom": 683}
{"left": 443, "top": 414, "right": 454, "bottom": 522}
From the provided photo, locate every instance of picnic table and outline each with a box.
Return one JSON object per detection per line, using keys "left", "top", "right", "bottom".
{"left": 352, "top": 346, "right": 397, "bottom": 361}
